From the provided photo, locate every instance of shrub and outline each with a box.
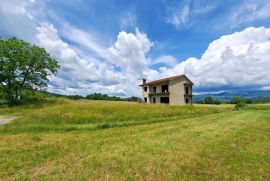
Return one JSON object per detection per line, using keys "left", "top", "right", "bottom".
{"left": 234, "top": 99, "right": 247, "bottom": 110}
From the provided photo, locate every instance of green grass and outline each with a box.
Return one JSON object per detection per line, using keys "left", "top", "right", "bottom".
{"left": 0, "top": 99, "right": 269, "bottom": 180}
{"left": 0, "top": 99, "right": 231, "bottom": 133}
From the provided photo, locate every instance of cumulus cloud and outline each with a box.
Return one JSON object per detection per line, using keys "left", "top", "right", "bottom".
{"left": 0, "top": 0, "right": 153, "bottom": 97}
{"left": 35, "top": 23, "right": 125, "bottom": 95}
{"left": 1, "top": 0, "right": 270, "bottom": 96}
{"left": 149, "top": 27, "right": 270, "bottom": 91}
{"left": 108, "top": 28, "right": 153, "bottom": 96}
{"left": 109, "top": 28, "right": 152, "bottom": 75}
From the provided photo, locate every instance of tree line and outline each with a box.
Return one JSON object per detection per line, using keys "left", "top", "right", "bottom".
{"left": 52, "top": 93, "right": 139, "bottom": 102}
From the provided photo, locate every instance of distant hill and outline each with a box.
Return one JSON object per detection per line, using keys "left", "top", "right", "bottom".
{"left": 193, "top": 90, "right": 270, "bottom": 102}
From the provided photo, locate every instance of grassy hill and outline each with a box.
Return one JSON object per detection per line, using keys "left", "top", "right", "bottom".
{"left": 0, "top": 99, "right": 269, "bottom": 180}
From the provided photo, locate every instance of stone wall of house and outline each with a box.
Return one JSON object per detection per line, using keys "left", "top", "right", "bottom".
{"left": 169, "top": 77, "right": 192, "bottom": 105}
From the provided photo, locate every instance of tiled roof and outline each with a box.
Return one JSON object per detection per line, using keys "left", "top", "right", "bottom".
{"left": 140, "top": 74, "right": 193, "bottom": 86}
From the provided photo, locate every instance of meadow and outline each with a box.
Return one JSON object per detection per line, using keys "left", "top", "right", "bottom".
{"left": 0, "top": 99, "right": 269, "bottom": 180}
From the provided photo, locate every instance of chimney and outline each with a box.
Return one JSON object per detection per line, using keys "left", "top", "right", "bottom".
{"left": 142, "top": 78, "right": 146, "bottom": 85}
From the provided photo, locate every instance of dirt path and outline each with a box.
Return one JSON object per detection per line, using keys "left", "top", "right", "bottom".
{"left": 0, "top": 116, "right": 16, "bottom": 125}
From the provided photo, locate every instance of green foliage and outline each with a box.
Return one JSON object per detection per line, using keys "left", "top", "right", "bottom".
{"left": 235, "top": 100, "right": 247, "bottom": 110}
{"left": 245, "top": 98, "right": 252, "bottom": 104}
{"left": 204, "top": 96, "right": 214, "bottom": 104}
{"left": 20, "top": 89, "right": 47, "bottom": 103}
{"left": 230, "top": 96, "right": 242, "bottom": 104}
{"left": 86, "top": 93, "right": 122, "bottom": 101}
{"left": 126, "top": 96, "right": 139, "bottom": 102}
{"left": 250, "top": 97, "right": 270, "bottom": 104}
{"left": 201, "top": 96, "right": 221, "bottom": 105}
{"left": 0, "top": 37, "right": 60, "bottom": 105}
{"left": 231, "top": 96, "right": 247, "bottom": 110}
{"left": 66, "top": 95, "right": 85, "bottom": 100}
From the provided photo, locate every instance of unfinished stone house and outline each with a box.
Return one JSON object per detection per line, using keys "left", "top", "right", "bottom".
{"left": 139, "top": 75, "right": 193, "bottom": 105}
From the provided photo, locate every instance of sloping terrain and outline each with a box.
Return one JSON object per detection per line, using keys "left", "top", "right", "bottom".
{"left": 0, "top": 100, "right": 269, "bottom": 180}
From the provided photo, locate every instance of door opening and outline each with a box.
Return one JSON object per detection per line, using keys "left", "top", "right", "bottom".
{"left": 160, "top": 97, "right": 169, "bottom": 104}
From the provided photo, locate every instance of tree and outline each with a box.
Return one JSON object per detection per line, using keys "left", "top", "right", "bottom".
{"left": 204, "top": 96, "right": 214, "bottom": 104}
{"left": 230, "top": 96, "right": 247, "bottom": 110}
{"left": 0, "top": 37, "right": 59, "bottom": 105}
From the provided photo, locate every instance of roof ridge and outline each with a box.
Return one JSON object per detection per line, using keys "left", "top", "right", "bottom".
{"left": 140, "top": 74, "right": 192, "bottom": 86}
{"left": 147, "top": 75, "right": 182, "bottom": 82}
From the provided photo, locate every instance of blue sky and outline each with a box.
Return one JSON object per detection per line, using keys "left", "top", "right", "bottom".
{"left": 1, "top": 0, "right": 270, "bottom": 96}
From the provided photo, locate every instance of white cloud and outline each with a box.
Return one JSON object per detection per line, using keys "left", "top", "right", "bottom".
{"left": 167, "top": 4, "right": 190, "bottom": 29}
{"left": 35, "top": 23, "right": 124, "bottom": 95}
{"left": 0, "top": 0, "right": 35, "bottom": 17}
{"left": 149, "top": 27, "right": 270, "bottom": 91}
{"left": 119, "top": 11, "right": 137, "bottom": 30}
{"left": 1, "top": 0, "right": 270, "bottom": 97}
{"left": 151, "top": 55, "right": 177, "bottom": 67}
{"left": 59, "top": 23, "right": 110, "bottom": 60}
{"left": 0, "top": 0, "right": 154, "bottom": 97}
{"left": 0, "top": 0, "right": 37, "bottom": 42}
{"left": 109, "top": 28, "right": 152, "bottom": 75}
{"left": 108, "top": 28, "right": 153, "bottom": 96}
{"left": 193, "top": 4, "right": 216, "bottom": 15}
{"left": 166, "top": 1, "right": 216, "bottom": 29}
{"left": 229, "top": 0, "right": 270, "bottom": 28}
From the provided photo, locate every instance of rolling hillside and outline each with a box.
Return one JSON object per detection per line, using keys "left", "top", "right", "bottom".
{"left": 0, "top": 99, "right": 269, "bottom": 180}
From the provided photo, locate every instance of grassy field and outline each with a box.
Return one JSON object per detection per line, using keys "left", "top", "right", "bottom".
{"left": 0, "top": 99, "right": 269, "bottom": 180}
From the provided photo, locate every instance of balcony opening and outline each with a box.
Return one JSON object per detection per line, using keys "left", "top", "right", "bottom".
{"left": 153, "top": 86, "right": 156, "bottom": 93}
{"left": 144, "top": 87, "right": 147, "bottom": 92}
{"left": 161, "top": 84, "right": 169, "bottom": 93}
{"left": 185, "top": 86, "right": 189, "bottom": 94}
{"left": 160, "top": 97, "right": 169, "bottom": 104}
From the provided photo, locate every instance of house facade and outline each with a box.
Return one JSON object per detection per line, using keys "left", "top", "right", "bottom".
{"left": 140, "top": 75, "right": 193, "bottom": 105}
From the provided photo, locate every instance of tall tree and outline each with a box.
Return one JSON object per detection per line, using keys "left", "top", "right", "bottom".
{"left": 0, "top": 37, "right": 60, "bottom": 105}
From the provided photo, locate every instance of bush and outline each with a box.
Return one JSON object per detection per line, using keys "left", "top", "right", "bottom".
{"left": 235, "top": 101, "right": 246, "bottom": 110}
{"left": 19, "top": 89, "right": 47, "bottom": 103}
{"left": 230, "top": 96, "right": 247, "bottom": 110}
